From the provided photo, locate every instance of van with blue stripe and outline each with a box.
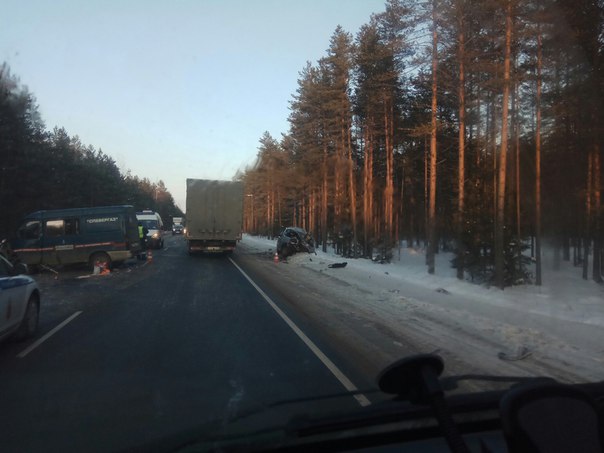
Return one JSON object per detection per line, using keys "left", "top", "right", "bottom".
{"left": 11, "top": 205, "right": 142, "bottom": 270}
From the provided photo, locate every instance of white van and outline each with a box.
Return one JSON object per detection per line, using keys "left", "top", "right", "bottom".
{"left": 136, "top": 210, "right": 164, "bottom": 249}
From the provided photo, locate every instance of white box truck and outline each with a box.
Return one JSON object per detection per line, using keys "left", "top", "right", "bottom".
{"left": 185, "top": 179, "right": 243, "bottom": 254}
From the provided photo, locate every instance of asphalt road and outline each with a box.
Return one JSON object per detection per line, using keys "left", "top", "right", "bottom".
{"left": 0, "top": 234, "right": 368, "bottom": 452}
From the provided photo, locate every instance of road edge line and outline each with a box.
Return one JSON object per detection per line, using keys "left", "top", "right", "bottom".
{"left": 228, "top": 257, "right": 371, "bottom": 407}
{"left": 17, "top": 311, "right": 83, "bottom": 359}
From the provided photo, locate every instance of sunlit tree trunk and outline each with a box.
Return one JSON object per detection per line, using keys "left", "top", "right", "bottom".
{"left": 456, "top": 0, "right": 466, "bottom": 280}
{"left": 427, "top": 0, "right": 438, "bottom": 275}
{"left": 495, "top": 0, "right": 512, "bottom": 289}
{"left": 266, "top": 191, "right": 271, "bottom": 238}
{"left": 277, "top": 189, "right": 282, "bottom": 230}
{"left": 364, "top": 126, "right": 374, "bottom": 257}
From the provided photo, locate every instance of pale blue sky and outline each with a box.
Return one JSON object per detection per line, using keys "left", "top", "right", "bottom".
{"left": 1, "top": 0, "right": 385, "bottom": 209}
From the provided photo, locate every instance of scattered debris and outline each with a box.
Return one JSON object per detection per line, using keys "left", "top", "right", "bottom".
{"left": 372, "top": 252, "right": 392, "bottom": 264}
{"left": 498, "top": 346, "right": 532, "bottom": 361}
{"left": 436, "top": 287, "right": 450, "bottom": 294}
{"left": 40, "top": 264, "right": 60, "bottom": 280}
{"left": 328, "top": 262, "right": 347, "bottom": 269}
{"left": 93, "top": 261, "right": 111, "bottom": 276}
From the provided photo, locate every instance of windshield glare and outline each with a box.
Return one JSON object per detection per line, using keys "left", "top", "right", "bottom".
{"left": 139, "top": 220, "right": 159, "bottom": 230}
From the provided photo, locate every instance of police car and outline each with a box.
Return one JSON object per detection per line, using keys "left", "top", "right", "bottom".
{"left": 0, "top": 255, "right": 40, "bottom": 343}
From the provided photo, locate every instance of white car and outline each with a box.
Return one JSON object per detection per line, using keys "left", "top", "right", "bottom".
{"left": 0, "top": 255, "right": 40, "bottom": 343}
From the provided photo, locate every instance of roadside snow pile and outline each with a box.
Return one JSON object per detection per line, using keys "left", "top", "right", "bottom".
{"left": 240, "top": 234, "right": 277, "bottom": 254}
{"left": 239, "top": 235, "right": 604, "bottom": 382}
{"left": 240, "top": 234, "right": 604, "bottom": 326}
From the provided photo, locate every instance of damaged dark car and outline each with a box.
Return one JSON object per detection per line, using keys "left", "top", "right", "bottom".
{"left": 276, "top": 227, "right": 315, "bottom": 258}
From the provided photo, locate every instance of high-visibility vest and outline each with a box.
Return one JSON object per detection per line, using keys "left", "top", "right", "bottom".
{"left": 138, "top": 225, "right": 144, "bottom": 239}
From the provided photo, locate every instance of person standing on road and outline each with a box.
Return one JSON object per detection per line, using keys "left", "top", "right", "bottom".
{"left": 138, "top": 222, "right": 148, "bottom": 259}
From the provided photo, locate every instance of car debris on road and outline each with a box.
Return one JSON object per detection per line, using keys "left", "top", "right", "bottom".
{"left": 276, "top": 227, "right": 315, "bottom": 259}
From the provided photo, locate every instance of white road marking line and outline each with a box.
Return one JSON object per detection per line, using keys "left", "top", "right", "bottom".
{"left": 17, "top": 311, "right": 83, "bottom": 359}
{"left": 228, "top": 257, "right": 371, "bottom": 407}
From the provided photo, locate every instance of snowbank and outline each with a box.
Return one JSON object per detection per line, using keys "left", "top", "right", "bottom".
{"left": 240, "top": 234, "right": 604, "bottom": 383}
{"left": 241, "top": 234, "right": 604, "bottom": 328}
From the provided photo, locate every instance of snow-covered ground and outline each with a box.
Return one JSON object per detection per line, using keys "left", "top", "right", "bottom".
{"left": 240, "top": 234, "right": 604, "bottom": 384}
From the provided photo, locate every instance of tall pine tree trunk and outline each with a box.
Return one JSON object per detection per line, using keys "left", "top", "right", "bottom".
{"left": 583, "top": 151, "right": 593, "bottom": 280}
{"left": 266, "top": 191, "right": 271, "bottom": 237}
{"left": 592, "top": 145, "right": 602, "bottom": 282}
{"left": 424, "top": 135, "right": 429, "bottom": 256}
{"left": 384, "top": 100, "right": 394, "bottom": 248}
{"left": 495, "top": 0, "right": 513, "bottom": 289}
{"left": 514, "top": 78, "right": 522, "bottom": 281}
{"left": 347, "top": 118, "right": 358, "bottom": 257}
{"left": 322, "top": 141, "right": 328, "bottom": 253}
{"left": 427, "top": 0, "right": 438, "bottom": 275}
{"left": 456, "top": 0, "right": 466, "bottom": 280}
{"left": 535, "top": 26, "right": 543, "bottom": 285}
{"left": 334, "top": 149, "right": 341, "bottom": 229}
{"left": 364, "top": 126, "right": 374, "bottom": 257}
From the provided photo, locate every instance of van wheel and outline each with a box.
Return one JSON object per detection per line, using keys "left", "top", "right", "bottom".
{"left": 15, "top": 293, "right": 39, "bottom": 341}
{"left": 90, "top": 252, "right": 111, "bottom": 271}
